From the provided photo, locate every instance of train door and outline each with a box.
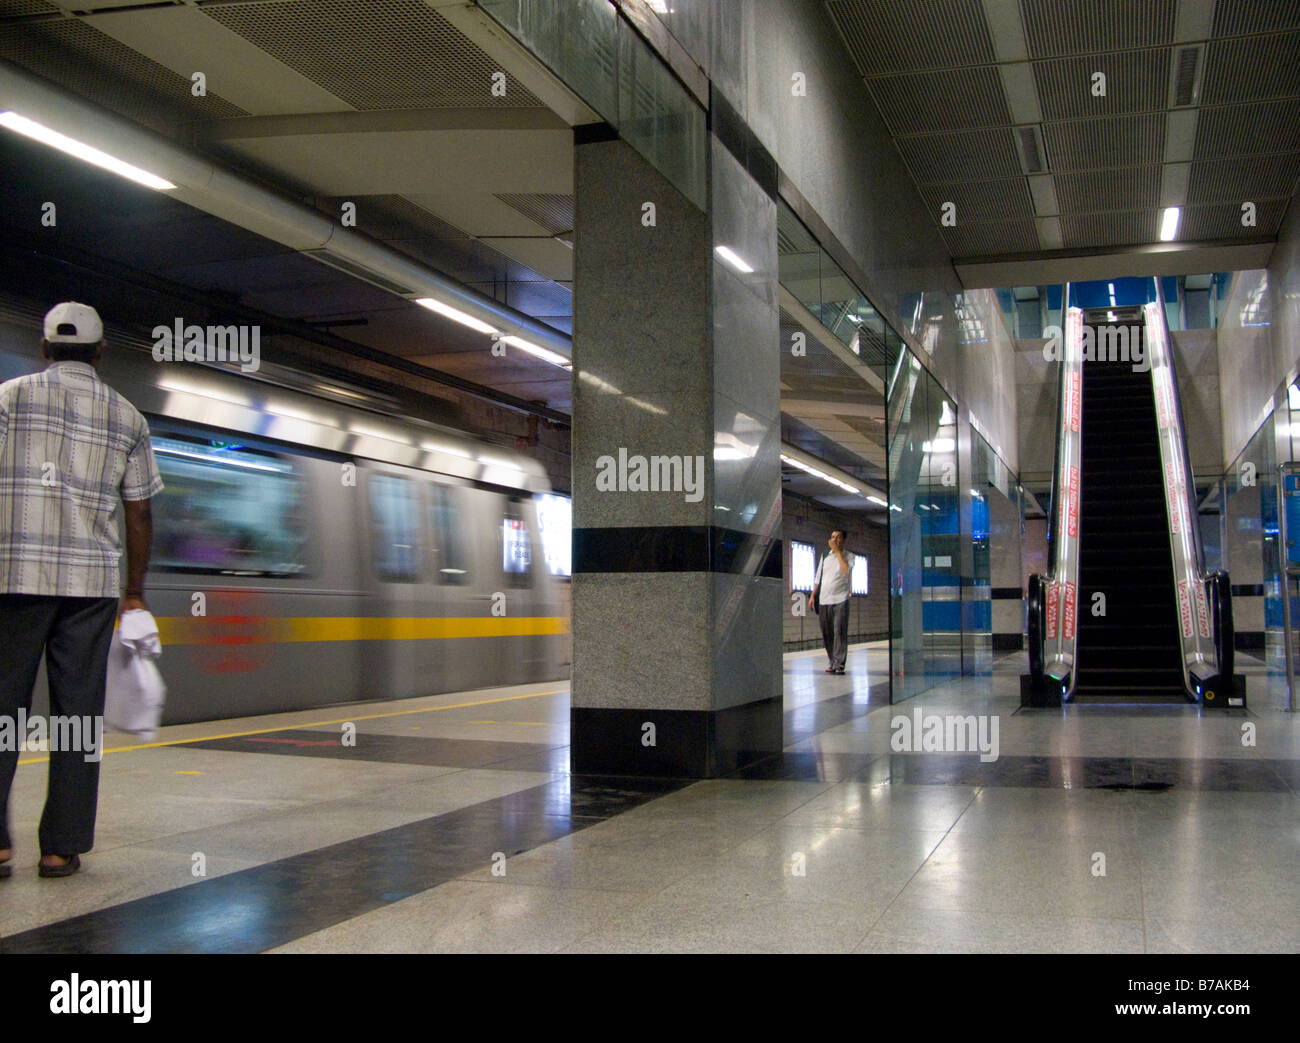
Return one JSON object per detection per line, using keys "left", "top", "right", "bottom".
{"left": 361, "top": 465, "right": 429, "bottom": 701}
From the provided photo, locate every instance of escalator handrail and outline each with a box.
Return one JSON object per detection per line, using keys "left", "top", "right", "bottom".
{"left": 1145, "top": 282, "right": 1225, "bottom": 695}
{"left": 1031, "top": 295, "right": 1085, "bottom": 698}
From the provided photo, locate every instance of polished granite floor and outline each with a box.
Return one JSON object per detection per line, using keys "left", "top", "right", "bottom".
{"left": 1, "top": 643, "right": 1297, "bottom": 953}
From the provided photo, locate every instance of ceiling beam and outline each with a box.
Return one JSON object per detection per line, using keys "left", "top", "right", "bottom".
{"left": 957, "top": 239, "right": 1277, "bottom": 289}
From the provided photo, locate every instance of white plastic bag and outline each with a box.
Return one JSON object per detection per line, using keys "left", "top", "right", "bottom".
{"left": 104, "top": 609, "right": 166, "bottom": 741}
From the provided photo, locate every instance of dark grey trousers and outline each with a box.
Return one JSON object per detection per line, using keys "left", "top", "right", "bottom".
{"left": 0, "top": 594, "right": 117, "bottom": 855}
{"left": 818, "top": 599, "right": 850, "bottom": 671}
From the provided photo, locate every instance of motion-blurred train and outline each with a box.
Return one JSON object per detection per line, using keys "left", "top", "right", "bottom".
{"left": 0, "top": 306, "right": 571, "bottom": 725}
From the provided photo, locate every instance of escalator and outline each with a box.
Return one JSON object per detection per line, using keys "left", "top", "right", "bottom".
{"left": 1073, "top": 328, "right": 1187, "bottom": 698}
{"left": 1023, "top": 283, "right": 1242, "bottom": 707}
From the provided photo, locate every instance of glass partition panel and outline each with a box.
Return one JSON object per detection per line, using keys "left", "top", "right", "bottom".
{"left": 1225, "top": 415, "right": 1279, "bottom": 676}
{"left": 889, "top": 348, "right": 964, "bottom": 700}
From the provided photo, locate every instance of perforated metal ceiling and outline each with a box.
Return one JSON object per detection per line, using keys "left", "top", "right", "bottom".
{"left": 0, "top": 15, "right": 248, "bottom": 132}
{"left": 495, "top": 193, "right": 575, "bottom": 237}
{"left": 824, "top": 0, "right": 1300, "bottom": 260}
{"left": 202, "top": 0, "right": 546, "bottom": 111}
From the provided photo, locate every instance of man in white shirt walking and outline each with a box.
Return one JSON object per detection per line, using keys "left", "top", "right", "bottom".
{"left": 809, "top": 529, "right": 853, "bottom": 674}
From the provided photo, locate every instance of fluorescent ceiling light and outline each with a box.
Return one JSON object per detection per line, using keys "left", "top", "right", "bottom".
{"left": 1160, "top": 207, "right": 1180, "bottom": 242}
{"left": 780, "top": 453, "right": 872, "bottom": 499}
{"left": 502, "top": 334, "right": 571, "bottom": 369}
{"left": 714, "top": 446, "right": 748, "bottom": 461}
{"left": 413, "top": 297, "right": 498, "bottom": 335}
{"left": 0, "top": 111, "right": 176, "bottom": 191}
{"left": 922, "top": 438, "right": 955, "bottom": 453}
{"left": 867, "top": 495, "right": 888, "bottom": 507}
{"left": 714, "top": 245, "right": 754, "bottom": 274}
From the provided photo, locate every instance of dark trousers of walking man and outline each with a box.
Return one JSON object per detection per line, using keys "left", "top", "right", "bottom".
{"left": 0, "top": 596, "right": 118, "bottom": 857}
{"left": 818, "top": 599, "right": 850, "bottom": 672}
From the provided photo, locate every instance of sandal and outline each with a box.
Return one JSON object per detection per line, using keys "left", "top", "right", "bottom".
{"left": 38, "top": 854, "right": 80, "bottom": 878}
{"left": 0, "top": 862, "right": 10, "bottom": 879}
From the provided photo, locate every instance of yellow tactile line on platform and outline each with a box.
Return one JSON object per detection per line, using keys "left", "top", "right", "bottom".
{"left": 15, "top": 687, "right": 568, "bottom": 766}
{"left": 155, "top": 615, "right": 570, "bottom": 644}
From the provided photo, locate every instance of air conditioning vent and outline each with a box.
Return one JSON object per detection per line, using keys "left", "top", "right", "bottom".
{"left": 304, "top": 249, "right": 415, "bottom": 296}
{"left": 1172, "top": 45, "right": 1202, "bottom": 107}
{"left": 1017, "top": 125, "right": 1047, "bottom": 174}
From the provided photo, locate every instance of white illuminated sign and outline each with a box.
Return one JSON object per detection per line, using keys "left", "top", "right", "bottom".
{"left": 852, "top": 555, "right": 868, "bottom": 595}
{"left": 791, "top": 541, "right": 815, "bottom": 592}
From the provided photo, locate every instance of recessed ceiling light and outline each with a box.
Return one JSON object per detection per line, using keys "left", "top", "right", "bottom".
{"left": 1160, "top": 207, "right": 1180, "bottom": 242}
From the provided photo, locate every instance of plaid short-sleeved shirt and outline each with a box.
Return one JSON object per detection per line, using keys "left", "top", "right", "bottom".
{"left": 0, "top": 361, "right": 163, "bottom": 597}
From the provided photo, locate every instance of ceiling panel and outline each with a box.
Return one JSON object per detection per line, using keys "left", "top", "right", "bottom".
{"left": 1187, "top": 153, "right": 1300, "bottom": 203}
{"left": 1195, "top": 100, "right": 1300, "bottom": 158}
{"left": 1201, "top": 32, "right": 1300, "bottom": 104}
{"left": 1181, "top": 199, "right": 1289, "bottom": 239}
{"left": 495, "top": 193, "right": 575, "bottom": 236}
{"left": 1042, "top": 113, "right": 1164, "bottom": 171}
{"left": 1054, "top": 165, "right": 1162, "bottom": 213}
{"left": 1058, "top": 209, "right": 1159, "bottom": 248}
{"left": 825, "top": 0, "right": 994, "bottom": 75}
{"left": 866, "top": 66, "right": 1010, "bottom": 134}
{"left": 0, "top": 16, "right": 247, "bottom": 131}
{"left": 203, "top": 0, "right": 546, "bottom": 110}
{"left": 313, "top": 194, "right": 473, "bottom": 241}
{"left": 1034, "top": 48, "right": 1170, "bottom": 120}
{"left": 921, "top": 177, "right": 1036, "bottom": 222}
{"left": 897, "top": 127, "right": 1023, "bottom": 183}
{"left": 1021, "top": 0, "right": 1176, "bottom": 59}
{"left": 940, "top": 219, "right": 1041, "bottom": 257}
{"left": 1212, "top": 0, "right": 1300, "bottom": 37}
{"left": 0, "top": 0, "right": 58, "bottom": 14}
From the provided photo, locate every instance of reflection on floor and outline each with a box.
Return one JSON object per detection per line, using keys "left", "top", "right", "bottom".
{"left": 2, "top": 643, "right": 1296, "bottom": 953}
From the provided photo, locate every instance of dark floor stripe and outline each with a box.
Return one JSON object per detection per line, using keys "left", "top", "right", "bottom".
{"left": 187, "top": 730, "right": 565, "bottom": 769}
{"left": 783, "top": 686, "right": 888, "bottom": 743}
{"left": 0, "top": 775, "right": 686, "bottom": 954}
{"left": 734, "top": 751, "right": 1296, "bottom": 792}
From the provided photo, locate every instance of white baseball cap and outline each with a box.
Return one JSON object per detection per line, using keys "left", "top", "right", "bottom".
{"left": 43, "top": 302, "right": 104, "bottom": 344}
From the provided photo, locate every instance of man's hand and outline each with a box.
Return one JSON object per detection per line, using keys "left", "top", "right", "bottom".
{"left": 120, "top": 595, "right": 148, "bottom": 616}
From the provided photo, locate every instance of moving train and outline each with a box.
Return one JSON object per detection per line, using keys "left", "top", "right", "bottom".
{"left": 0, "top": 306, "right": 571, "bottom": 725}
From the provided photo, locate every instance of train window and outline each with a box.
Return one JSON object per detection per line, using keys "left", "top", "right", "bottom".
{"left": 429, "top": 483, "right": 469, "bottom": 585}
{"left": 502, "top": 505, "right": 533, "bottom": 588}
{"left": 369, "top": 474, "right": 421, "bottom": 583}
{"left": 151, "top": 435, "right": 308, "bottom": 577}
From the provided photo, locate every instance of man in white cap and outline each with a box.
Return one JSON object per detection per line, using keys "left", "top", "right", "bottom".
{"left": 0, "top": 303, "right": 162, "bottom": 880}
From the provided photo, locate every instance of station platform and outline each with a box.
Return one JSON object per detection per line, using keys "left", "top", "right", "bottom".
{"left": 2, "top": 644, "right": 1296, "bottom": 954}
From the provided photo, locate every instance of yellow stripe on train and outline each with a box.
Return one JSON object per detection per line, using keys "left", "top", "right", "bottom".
{"left": 154, "top": 615, "right": 571, "bottom": 645}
